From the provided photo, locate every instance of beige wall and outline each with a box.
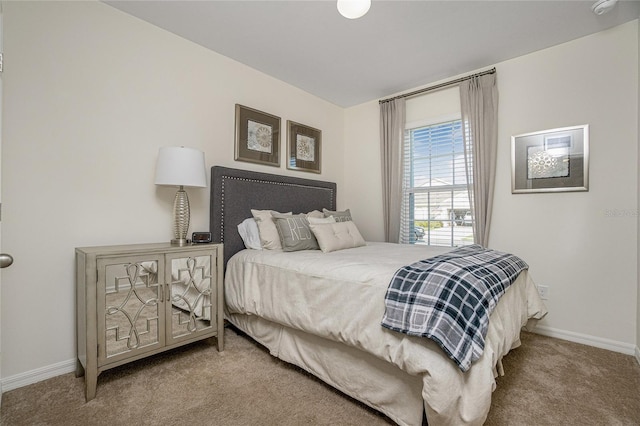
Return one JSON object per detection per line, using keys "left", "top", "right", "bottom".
{"left": 345, "top": 20, "right": 639, "bottom": 352}
{"left": 0, "top": 1, "right": 344, "bottom": 380}
{"left": 491, "top": 20, "right": 637, "bottom": 348}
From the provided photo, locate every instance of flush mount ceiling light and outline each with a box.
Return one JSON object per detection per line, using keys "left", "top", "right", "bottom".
{"left": 337, "top": 0, "right": 371, "bottom": 19}
{"left": 592, "top": 0, "right": 618, "bottom": 15}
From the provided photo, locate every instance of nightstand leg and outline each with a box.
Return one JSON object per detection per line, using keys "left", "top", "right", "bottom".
{"left": 75, "top": 359, "right": 85, "bottom": 378}
{"left": 217, "top": 326, "right": 224, "bottom": 351}
{"left": 85, "top": 368, "right": 97, "bottom": 402}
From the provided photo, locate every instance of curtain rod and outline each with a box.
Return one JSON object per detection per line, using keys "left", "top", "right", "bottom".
{"left": 378, "top": 67, "right": 496, "bottom": 104}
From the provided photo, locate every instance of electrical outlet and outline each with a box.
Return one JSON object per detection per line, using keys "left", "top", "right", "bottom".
{"left": 538, "top": 285, "right": 549, "bottom": 300}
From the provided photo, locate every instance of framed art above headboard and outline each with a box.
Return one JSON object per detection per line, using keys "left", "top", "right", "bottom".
{"left": 210, "top": 166, "right": 337, "bottom": 267}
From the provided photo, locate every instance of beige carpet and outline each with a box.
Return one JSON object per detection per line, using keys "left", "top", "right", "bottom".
{"left": 2, "top": 328, "right": 639, "bottom": 425}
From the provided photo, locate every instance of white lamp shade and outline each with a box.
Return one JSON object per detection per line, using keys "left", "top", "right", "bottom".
{"left": 155, "top": 146, "right": 207, "bottom": 188}
{"left": 337, "top": 0, "right": 371, "bottom": 19}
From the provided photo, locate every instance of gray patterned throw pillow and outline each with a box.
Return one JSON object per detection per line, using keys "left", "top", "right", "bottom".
{"left": 272, "top": 212, "right": 320, "bottom": 252}
{"left": 323, "top": 208, "right": 352, "bottom": 223}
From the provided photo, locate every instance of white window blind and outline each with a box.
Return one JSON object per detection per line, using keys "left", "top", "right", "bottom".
{"left": 400, "top": 119, "right": 474, "bottom": 246}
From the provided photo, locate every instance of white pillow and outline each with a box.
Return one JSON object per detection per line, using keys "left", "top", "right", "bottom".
{"left": 309, "top": 221, "right": 366, "bottom": 253}
{"left": 237, "top": 218, "right": 262, "bottom": 250}
{"left": 251, "top": 209, "right": 292, "bottom": 250}
{"left": 308, "top": 215, "right": 336, "bottom": 225}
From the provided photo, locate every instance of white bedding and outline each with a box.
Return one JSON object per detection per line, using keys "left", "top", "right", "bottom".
{"left": 225, "top": 242, "right": 547, "bottom": 425}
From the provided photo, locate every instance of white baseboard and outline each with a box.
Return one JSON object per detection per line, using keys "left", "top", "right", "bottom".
{"left": 1, "top": 328, "right": 639, "bottom": 394}
{"left": 533, "top": 325, "right": 636, "bottom": 356}
{"left": 1, "top": 358, "right": 76, "bottom": 393}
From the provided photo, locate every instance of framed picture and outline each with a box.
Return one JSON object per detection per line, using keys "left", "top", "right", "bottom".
{"left": 511, "top": 124, "right": 589, "bottom": 193}
{"left": 235, "top": 104, "right": 281, "bottom": 167}
{"left": 287, "top": 120, "right": 321, "bottom": 174}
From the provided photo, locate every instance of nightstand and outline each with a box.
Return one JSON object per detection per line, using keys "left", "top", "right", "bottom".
{"left": 75, "top": 242, "right": 224, "bottom": 401}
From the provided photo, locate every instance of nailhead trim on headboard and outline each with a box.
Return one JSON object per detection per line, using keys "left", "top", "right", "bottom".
{"left": 219, "top": 174, "right": 336, "bottom": 244}
{"left": 211, "top": 166, "right": 337, "bottom": 269}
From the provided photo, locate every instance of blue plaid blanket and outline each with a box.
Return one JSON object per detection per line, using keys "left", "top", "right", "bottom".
{"left": 381, "top": 244, "right": 528, "bottom": 371}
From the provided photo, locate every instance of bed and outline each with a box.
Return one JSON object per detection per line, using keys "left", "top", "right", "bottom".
{"left": 210, "top": 166, "right": 547, "bottom": 426}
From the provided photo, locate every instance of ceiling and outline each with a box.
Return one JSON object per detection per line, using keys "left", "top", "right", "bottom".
{"left": 104, "top": 0, "right": 640, "bottom": 107}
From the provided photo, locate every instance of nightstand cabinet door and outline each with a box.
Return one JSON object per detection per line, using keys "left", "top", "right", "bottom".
{"left": 166, "top": 250, "right": 216, "bottom": 345}
{"left": 97, "top": 254, "right": 166, "bottom": 365}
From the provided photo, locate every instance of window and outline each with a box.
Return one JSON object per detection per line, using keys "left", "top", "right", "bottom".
{"left": 401, "top": 119, "right": 474, "bottom": 246}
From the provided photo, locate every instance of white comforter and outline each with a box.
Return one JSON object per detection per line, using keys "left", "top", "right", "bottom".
{"left": 225, "top": 242, "right": 547, "bottom": 425}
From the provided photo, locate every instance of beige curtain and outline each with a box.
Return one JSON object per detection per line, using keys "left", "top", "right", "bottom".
{"left": 380, "top": 98, "right": 405, "bottom": 243}
{"left": 460, "top": 73, "right": 498, "bottom": 247}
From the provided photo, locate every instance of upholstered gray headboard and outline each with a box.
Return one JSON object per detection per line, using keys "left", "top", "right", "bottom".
{"left": 210, "top": 166, "right": 337, "bottom": 268}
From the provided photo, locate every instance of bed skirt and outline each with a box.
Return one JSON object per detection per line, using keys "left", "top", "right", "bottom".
{"left": 226, "top": 312, "right": 425, "bottom": 426}
{"left": 225, "top": 268, "right": 545, "bottom": 426}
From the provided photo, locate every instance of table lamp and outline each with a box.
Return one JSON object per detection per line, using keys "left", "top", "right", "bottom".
{"left": 155, "top": 146, "right": 207, "bottom": 246}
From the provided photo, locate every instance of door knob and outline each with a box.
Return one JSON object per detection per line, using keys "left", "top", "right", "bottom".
{"left": 0, "top": 254, "right": 14, "bottom": 268}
